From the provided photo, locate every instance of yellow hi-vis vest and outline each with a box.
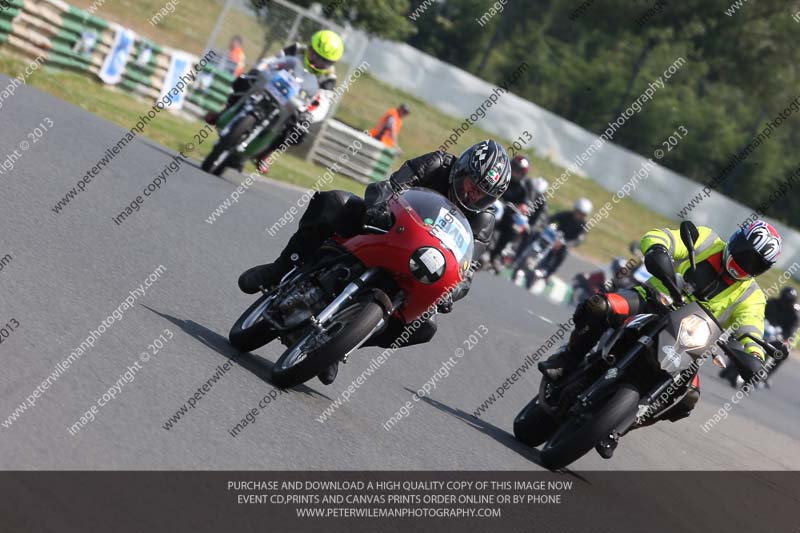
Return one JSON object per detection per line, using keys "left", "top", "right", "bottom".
{"left": 639, "top": 226, "right": 766, "bottom": 359}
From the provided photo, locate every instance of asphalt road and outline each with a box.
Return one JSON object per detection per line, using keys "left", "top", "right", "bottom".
{"left": 1, "top": 75, "right": 799, "bottom": 473}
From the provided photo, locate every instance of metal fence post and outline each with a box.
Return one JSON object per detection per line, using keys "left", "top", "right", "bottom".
{"left": 203, "top": 0, "right": 236, "bottom": 56}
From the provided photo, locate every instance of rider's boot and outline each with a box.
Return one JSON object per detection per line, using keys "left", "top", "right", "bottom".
{"left": 538, "top": 301, "right": 606, "bottom": 381}
{"left": 237, "top": 226, "right": 327, "bottom": 294}
{"left": 595, "top": 431, "right": 619, "bottom": 459}
{"left": 257, "top": 152, "right": 272, "bottom": 175}
{"left": 318, "top": 361, "right": 339, "bottom": 385}
{"left": 537, "top": 345, "right": 584, "bottom": 381}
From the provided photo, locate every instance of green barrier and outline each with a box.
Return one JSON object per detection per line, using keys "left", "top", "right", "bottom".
{"left": 204, "top": 65, "right": 235, "bottom": 84}
{"left": 0, "top": 19, "right": 11, "bottom": 33}
{"left": 4, "top": 0, "right": 246, "bottom": 122}
{"left": 64, "top": 6, "right": 109, "bottom": 31}
{"left": 49, "top": 40, "right": 94, "bottom": 70}
{"left": 45, "top": 51, "right": 91, "bottom": 70}
{"left": 0, "top": 7, "right": 20, "bottom": 21}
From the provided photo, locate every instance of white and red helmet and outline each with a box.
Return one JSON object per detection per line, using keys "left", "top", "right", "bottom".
{"left": 510, "top": 155, "right": 530, "bottom": 180}
{"left": 723, "top": 220, "right": 782, "bottom": 280}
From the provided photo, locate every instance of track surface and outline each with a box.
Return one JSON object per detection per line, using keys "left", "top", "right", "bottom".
{"left": 2, "top": 76, "right": 799, "bottom": 471}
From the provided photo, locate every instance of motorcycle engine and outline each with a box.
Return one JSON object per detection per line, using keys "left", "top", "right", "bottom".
{"left": 275, "top": 281, "right": 325, "bottom": 329}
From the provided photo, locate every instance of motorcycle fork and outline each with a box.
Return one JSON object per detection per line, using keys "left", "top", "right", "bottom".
{"left": 340, "top": 290, "right": 402, "bottom": 365}
{"left": 572, "top": 338, "right": 653, "bottom": 415}
{"left": 237, "top": 109, "right": 279, "bottom": 154}
{"left": 313, "top": 268, "right": 378, "bottom": 327}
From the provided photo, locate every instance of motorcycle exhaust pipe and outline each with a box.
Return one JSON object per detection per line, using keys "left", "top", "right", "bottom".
{"left": 314, "top": 268, "right": 377, "bottom": 326}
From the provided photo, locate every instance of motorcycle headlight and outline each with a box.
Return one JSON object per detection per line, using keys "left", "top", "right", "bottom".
{"left": 677, "top": 314, "right": 712, "bottom": 350}
{"left": 409, "top": 247, "right": 446, "bottom": 284}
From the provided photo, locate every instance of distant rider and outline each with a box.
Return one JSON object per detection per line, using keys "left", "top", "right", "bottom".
{"left": 489, "top": 155, "right": 548, "bottom": 264}
{"left": 515, "top": 198, "right": 592, "bottom": 281}
{"left": 721, "top": 285, "right": 798, "bottom": 385}
{"left": 206, "top": 30, "right": 344, "bottom": 173}
{"left": 764, "top": 286, "right": 799, "bottom": 374}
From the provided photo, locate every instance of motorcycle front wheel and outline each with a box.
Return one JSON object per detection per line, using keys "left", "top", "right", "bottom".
{"left": 513, "top": 396, "right": 557, "bottom": 447}
{"left": 270, "top": 294, "right": 385, "bottom": 389}
{"left": 539, "top": 383, "right": 640, "bottom": 470}
{"left": 229, "top": 292, "right": 280, "bottom": 352}
{"left": 201, "top": 115, "right": 256, "bottom": 176}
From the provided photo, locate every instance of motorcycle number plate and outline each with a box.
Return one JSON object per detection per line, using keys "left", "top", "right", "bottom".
{"left": 432, "top": 207, "right": 471, "bottom": 261}
{"left": 266, "top": 71, "right": 298, "bottom": 105}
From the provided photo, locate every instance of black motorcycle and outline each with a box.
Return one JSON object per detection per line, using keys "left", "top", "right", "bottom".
{"left": 513, "top": 221, "right": 785, "bottom": 469}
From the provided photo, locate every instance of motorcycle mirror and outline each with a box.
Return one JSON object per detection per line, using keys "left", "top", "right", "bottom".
{"left": 679, "top": 221, "right": 699, "bottom": 272}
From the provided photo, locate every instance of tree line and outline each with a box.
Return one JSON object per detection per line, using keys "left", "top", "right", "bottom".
{"left": 263, "top": 0, "right": 800, "bottom": 228}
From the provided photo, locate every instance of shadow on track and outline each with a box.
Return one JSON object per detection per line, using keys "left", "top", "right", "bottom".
{"left": 140, "top": 140, "right": 202, "bottom": 171}
{"left": 141, "top": 304, "right": 332, "bottom": 401}
{"left": 406, "top": 387, "right": 588, "bottom": 481}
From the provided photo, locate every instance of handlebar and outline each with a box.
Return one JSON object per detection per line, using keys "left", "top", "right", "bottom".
{"left": 716, "top": 333, "right": 787, "bottom": 383}
{"left": 741, "top": 332, "right": 789, "bottom": 360}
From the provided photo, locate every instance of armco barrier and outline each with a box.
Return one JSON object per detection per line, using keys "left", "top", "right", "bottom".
{"left": 311, "top": 120, "right": 396, "bottom": 183}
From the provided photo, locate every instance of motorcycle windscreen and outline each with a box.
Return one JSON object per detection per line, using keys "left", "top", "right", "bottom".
{"left": 261, "top": 56, "right": 319, "bottom": 106}
{"left": 399, "top": 189, "right": 475, "bottom": 267}
{"left": 296, "top": 70, "right": 319, "bottom": 102}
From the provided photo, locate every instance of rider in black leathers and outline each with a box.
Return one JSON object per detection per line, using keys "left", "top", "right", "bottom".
{"left": 764, "top": 287, "right": 799, "bottom": 375}
{"left": 489, "top": 156, "right": 548, "bottom": 264}
{"left": 515, "top": 199, "right": 592, "bottom": 280}
{"left": 768, "top": 287, "right": 799, "bottom": 344}
{"left": 238, "top": 140, "right": 512, "bottom": 384}
{"left": 721, "top": 286, "right": 798, "bottom": 385}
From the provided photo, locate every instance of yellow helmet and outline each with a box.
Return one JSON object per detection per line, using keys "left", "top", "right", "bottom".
{"left": 305, "top": 30, "right": 344, "bottom": 74}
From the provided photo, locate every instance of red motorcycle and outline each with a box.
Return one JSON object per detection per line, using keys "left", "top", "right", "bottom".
{"left": 228, "top": 188, "right": 474, "bottom": 388}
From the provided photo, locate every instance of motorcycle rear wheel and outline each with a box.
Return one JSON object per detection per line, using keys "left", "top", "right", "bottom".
{"left": 270, "top": 294, "right": 385, "bottom": 389}
{"left": 539, "top": 383, "right": 640, "bottom": 470}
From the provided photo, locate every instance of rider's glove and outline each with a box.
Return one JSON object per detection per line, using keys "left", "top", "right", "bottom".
{"left": 777, "top": 341, "right": 791, "bottom": 361}
{"left": 644, "top": 244, "right": 681, "bottom": 303}
{"left": 364, "top": 205, "right": 393, "bottom": 230}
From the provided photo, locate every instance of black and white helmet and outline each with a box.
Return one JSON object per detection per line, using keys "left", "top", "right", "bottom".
{"left": 449, "top": 140, "right": 511, "bottom": 212}
{"left": 780, "top": 286, "right": 797, "bottom": 305}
